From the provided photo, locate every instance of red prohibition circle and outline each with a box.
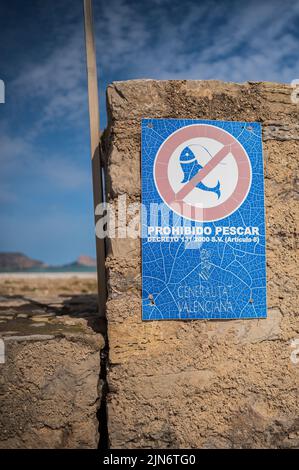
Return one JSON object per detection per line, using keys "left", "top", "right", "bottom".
{"left": 154, "top": 124, "right": 252, "bottom": 222}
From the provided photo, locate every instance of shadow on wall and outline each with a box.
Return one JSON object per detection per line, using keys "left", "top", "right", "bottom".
{"left": 0, "top": 293, "right": 105, "bottom": 334}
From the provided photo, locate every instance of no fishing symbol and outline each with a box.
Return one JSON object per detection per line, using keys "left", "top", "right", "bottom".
{"left": 154, "top": 124, "right": 252, "bottom": 222}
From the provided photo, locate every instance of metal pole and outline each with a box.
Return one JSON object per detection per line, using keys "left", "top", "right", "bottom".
{"left": 83, "top": 0, "right": 106, "bottom": 315}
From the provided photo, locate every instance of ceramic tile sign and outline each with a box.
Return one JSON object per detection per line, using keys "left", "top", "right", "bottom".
{"left": 141, "top": 119, "right": 267, "bottom": 320}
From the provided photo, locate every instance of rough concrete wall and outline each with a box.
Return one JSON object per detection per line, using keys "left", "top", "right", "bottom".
{"left": 102, "top": 80, "right": 299, "bottom": 449}
{"left": 0, "top": 285, "right": 104, "bottom": 449}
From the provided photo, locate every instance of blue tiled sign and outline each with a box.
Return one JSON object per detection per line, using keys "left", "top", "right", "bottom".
{"left": 141, "top": 119, "right": 267, "bottom": 320}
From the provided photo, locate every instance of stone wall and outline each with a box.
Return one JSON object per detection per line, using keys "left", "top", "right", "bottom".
{"left": 102, "top": 80, "right": 299, "bottom": 449}
{"left": 0, "top": 277, "right": 104, "bottom": 449}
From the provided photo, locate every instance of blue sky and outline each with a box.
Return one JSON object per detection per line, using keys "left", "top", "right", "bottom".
{"left": 0, "top": 0, "right": 298, "bottom": 265}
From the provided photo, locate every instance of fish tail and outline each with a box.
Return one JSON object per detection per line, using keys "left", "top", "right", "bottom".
{"left": 215, "top": 180, "right": 221, "bottom": 199}
{"left": 196, "top": 180, "right": 221, "bottom": 198}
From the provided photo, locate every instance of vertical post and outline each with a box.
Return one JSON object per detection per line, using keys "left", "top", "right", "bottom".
{"left": 83, "top": 0, "right": 106, "bottom": 315}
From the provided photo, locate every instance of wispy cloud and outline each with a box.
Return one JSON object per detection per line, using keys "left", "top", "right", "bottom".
{"left": 1, "top": 0, "right": 298, "bottom": 262}
{"left": 36, "top": 157, "right": 90, "bottom": 190}
{"left": 8, "top": 0, "right": 299, "bottom": 137}
{"left": 12, "top": 30, "right": 87, "bottom": 133}
{"left": 95, "top": 0, "right": 299, "bottom": 83}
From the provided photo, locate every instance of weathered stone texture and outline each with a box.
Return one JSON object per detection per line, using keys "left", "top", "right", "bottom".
{"left": 0, "top": 277, "right": 104, "bottom": 449}
{"left": 102, "top": 80, "right": 299, "bottom": 449}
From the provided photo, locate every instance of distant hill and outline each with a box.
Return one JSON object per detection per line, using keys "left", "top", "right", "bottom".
{"left": 62, "top": 255, "right": 97, "bottom": 269}
{"left": 70, "top": 255, "right": 96, "bottom": 267}
{"left": 0, "top": 252, "right": 46, "bottom": 271}
{"left": 0, "top": 253, "right": 96, "bottom": 272}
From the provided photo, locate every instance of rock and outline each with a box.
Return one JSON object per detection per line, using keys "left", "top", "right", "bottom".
{"left": 102, "top": 80, "right": 299, "bottom": 449}
{"left": 0, "top": 278, "right": 105, "bottom": 449}
{"left": 31, "top": 316, "right": 50, "bottom": 323}
{"left": 0, "top": 332, "right": 104, "bottom": 448}
{"left": 236, "top": 308, "right": 282, "bottom": 343}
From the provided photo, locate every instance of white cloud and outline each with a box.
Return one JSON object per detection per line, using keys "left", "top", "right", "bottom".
{"left": 36, "top": 157, "right": 90, "bottom": 190}
{"left": 2, "top": 0, "right": 298, "bottom": 205}
{"left": 1, "top": 0, "right": 298, "bottom": 262}
{"left": 9, "top": 0, "right": 299, "bottom": 138}
{"left": 11, "top": 15, "right": 87, "bottom": 132}
{"left": 95, "top": 0, "right": 299, "bottom": 83}
{"left": 0, "top": 129, "right": 90, "bottom": 204}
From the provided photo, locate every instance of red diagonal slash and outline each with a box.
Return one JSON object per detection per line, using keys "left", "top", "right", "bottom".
{"left": 172, "top": 143, "right": 238, "bottom": 202}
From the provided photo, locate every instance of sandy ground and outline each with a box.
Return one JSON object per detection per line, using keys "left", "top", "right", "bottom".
{"left": 0, "top": 273, "right": 98, "bottom": 297}
{"left": 0, "top": 272, "right": 97, "bottom": 279}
